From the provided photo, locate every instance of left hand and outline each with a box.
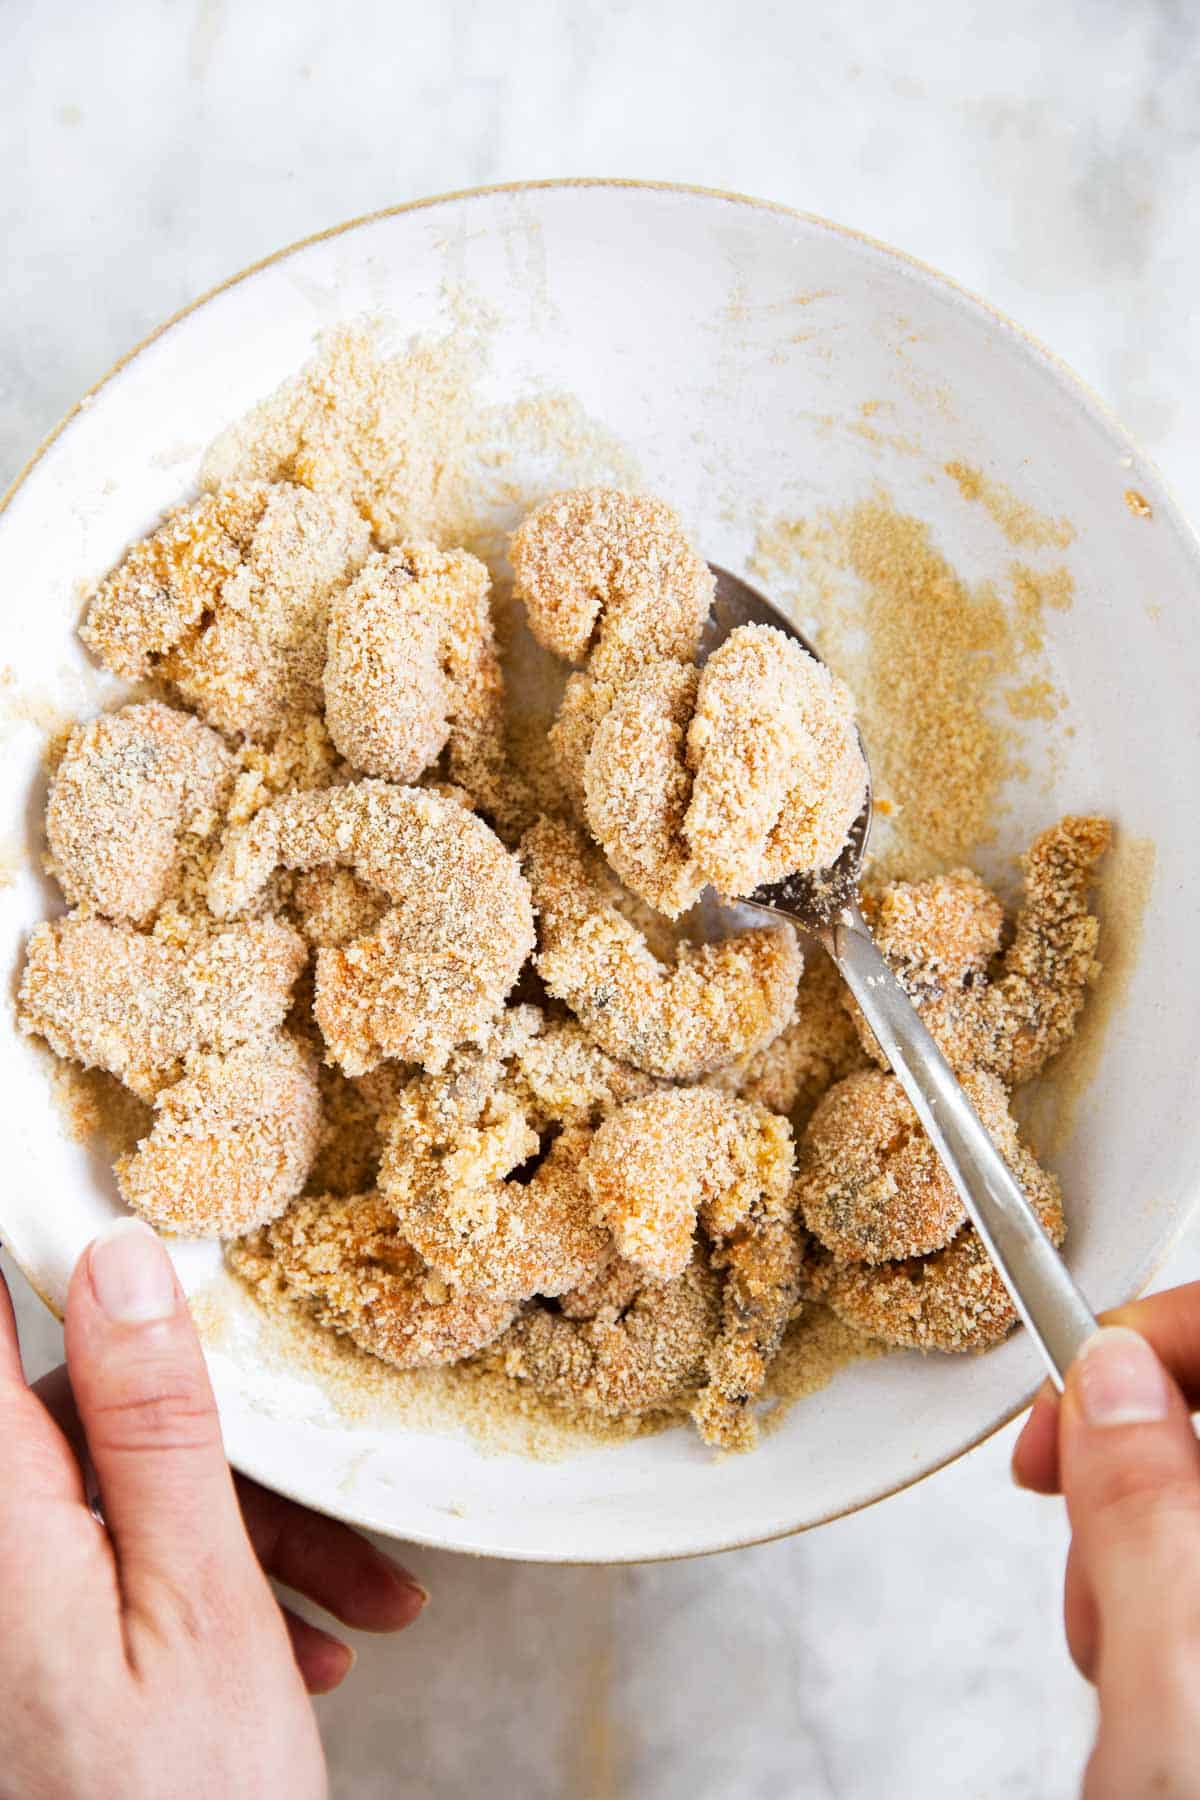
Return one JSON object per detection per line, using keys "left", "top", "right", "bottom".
{"left": 17, "top": 1265, "right": 427, "bottom": 1699}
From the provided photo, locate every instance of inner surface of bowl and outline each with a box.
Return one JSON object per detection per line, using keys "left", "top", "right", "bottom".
{"left": 3, "top": 183, "right": 1199, "bottom": 1561}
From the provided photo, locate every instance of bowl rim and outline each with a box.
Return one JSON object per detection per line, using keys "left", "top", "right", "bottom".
{"left": 4, "top": 176, "right": 1199, "bottom": 1561}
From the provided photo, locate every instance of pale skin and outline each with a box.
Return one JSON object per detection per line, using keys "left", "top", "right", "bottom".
{"left": 1013, "top": 1285, "right": 1200, "bottom": 1800}
{"left": 0, "top": 1217, "right": 426, "bottom": 1800}
{"left": 4, "top": 1216, "right": 1198, "bottom": 1798}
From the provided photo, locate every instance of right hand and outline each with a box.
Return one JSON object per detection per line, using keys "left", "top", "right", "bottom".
{"left": 1013, "top": 1284, "right": 1200, "bottom": 1799}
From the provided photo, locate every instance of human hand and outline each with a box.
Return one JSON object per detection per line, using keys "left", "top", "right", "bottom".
{"left": 1013, "top": 1284, "right": 1200, "bottom": 1800}
{"left": 0, "top": 1217, "right": 426, "bottom": 1800}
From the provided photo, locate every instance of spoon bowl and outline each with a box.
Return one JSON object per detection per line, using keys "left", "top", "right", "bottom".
{"left": 706, "top": 563, "right": 872, "bottom": 929}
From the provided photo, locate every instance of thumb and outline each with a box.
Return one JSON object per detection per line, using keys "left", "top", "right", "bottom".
{"left": 64, "top": 1218, "right": 255, "bottom": 1627}
{"left": 1060, "top": 1327, "right": 1200, "bottom": 1698}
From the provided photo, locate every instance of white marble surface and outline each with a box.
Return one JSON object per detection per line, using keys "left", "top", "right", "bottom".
{"left": 3, "top": 1, "right": 1199, "bottom": 1794}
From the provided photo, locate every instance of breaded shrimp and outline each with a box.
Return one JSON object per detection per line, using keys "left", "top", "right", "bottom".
{"left": 854, "top": 818, "right": 1111, "bottom": 1085}
{"left": 705, "top": 948, "right": 868, "bottom": 1129}
{"left": 807, "top": 1144, "right": 1064, "bottom": 1354}
{"left": 509, "top": 488, "right": 713, "bottom": 679}
{"left": 511, "top": 1016, "right": 662, "bottom": 1125}
{"left": 208, "top": 780, "right": 535, "bottom": 1074}
{"left": 382, "top": 1083, "right": 610, "bottom": 1302}
{"left": 971, "top": 815, "right": 1111, "bottom": 1085}
{"left": 683, "top": 624, "right": 867, "bottom": 896}
{"left": 849, "top": 868, "right": 1006, "bottom": 1067}
{"left": 80, "top": 485, "right": 271, "bottom": 680}
{"left": 229, "top": 1191, "right": 517, "bottom": 1368}
{"left": 582, "top": 1088, "right": 794, "bottom": 1282}
{"left": 521, "top": 817, "right": 801, "bottom": 1080}
{"left": 17, "top": 913, "right": 306, "bottom": 1101}
{"left": 512, "top": 490, "right": 714, "bottom": 822}
{"left": 797, "top": 1068, "right": 1017, "bottom": 1263}
{"left": 118, "top": 1034, "right": 321, "bottom": 1237}
{"left": 691, "top": 1210, "right": 804, "bottom": 1451}
{"left": 581, "top": 1086, "right": 802, "bottom": 1449}
{"left": 324, "top": 544, "right": 510, "bottom": 824}
{"left": 548, "top": 669, "right": 614, "bottom": 818}
{"left": 376, "top": 1007, "right": 657, "bottom": 1302}
{"left": 82, "top": 483, "right": 371, "bottom": 737}
{"left": 499, "top": 1253, "right": 723, "bottom": 1418}
{"left": 45, "top": 702, "right": 235, "bottom": 924}
{"left": 582, "top": 662, "right": 704, "bottom": 917}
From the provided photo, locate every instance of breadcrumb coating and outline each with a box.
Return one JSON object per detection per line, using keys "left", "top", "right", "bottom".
{"left": 683, "top": 624, "right": 867, "bottom": 896}
{"left": 208, "top": 779, "right": 535, "bottom": 1074}
{"left": 705, "top": 948, "right": 868, "bottom": 1128}
{"left": 378, "top": 1009, "right": 653, "bottom": 1302}
{"left": 582, "top": 1088, "right": 794, "bottom": 1282}
{"left": 798, "top": 1068, "right": 1016, "bottom": 1263}
{"left": 499, "top": 1253, "right": 723, "bottom": 1418}
{"left": 849, "top": 867, "right": 1005, "bottom": 1067}
{"left": 118, "top": 1035, "right": 320, "bottom": 1237}
{"left": 509, "top": 488, "right": 713, "bottom": 677}
{"left": 383, "top": 1090, "right": 608, "bottom": 1303}
{"left": 229, "top": 1191, "right": 517, "bottom": 1368}
{"left": 324, "top": 542, "right": 512, "bottom": 827}
{"left": 513, "top": 1016, "right": 662, "bottom": 1123}
{"left": 558, "top": 1255, "right": 647, "bottom": 1321}
{"left": 45, "top": 702, "right": 235, "bottom": 923}
{"left": 855, "top": 817, "right": 1110, "bottom": 1085}
{"left": 973, "top": 815, "right": 1112, "bottom": 1085}
{"left": 692, "top": 1211, "right": 804, "bottom": 1451}
{"left": 582, "top": 661, "right": 703, "bottom": 916}
{"left": 83, "top": 483, "right": 371, "bottom": 737}
{"left": 18, "top": 913, "right": 306, "bottom": 1101}
{"left": 521, "top": 817, "right": 801, "bottom": 1080}
{"left": 324, "top": 548, "right": 449, "bottom": 780}
{"left": 291, "top": 866, "right": 389, "bottom": 948}
{"left": 512, "top": 490, "right": 714, "bottom": 828}
{"left": 577, "top": 623, "right": 868, "bottom": 917}
{"left": 808, "top": 1135, "right": 1064, "bottom": 1352}
{"left": 80, "top": 485, "right": 271, "bottom": 680}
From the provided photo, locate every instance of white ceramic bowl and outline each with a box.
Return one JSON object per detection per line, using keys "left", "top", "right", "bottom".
{"left": 3, "top": 182, "right": 1200, "bottom": 1563}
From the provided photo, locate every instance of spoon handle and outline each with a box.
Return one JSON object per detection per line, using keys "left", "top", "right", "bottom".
{"left": 829, "top": 902, "right": 1097, "bottom": 1391}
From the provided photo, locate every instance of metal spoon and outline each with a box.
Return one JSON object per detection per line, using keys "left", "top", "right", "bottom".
{"left": 705, "top": 564, "right": 1097, "bottom": 1390}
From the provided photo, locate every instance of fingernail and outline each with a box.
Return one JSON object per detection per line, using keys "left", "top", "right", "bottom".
{"left": 89, "top": 1217, "right": 178, "bottom": 1324}
{"left": 399, "top": 1578, "right": 429, "bottom": 1613}
{"left": 1074, "top": 1326, "right": 1170, "bottom": 1428}
{"left": 371, "top": 1547, "right": 429, "bottom": 1614}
